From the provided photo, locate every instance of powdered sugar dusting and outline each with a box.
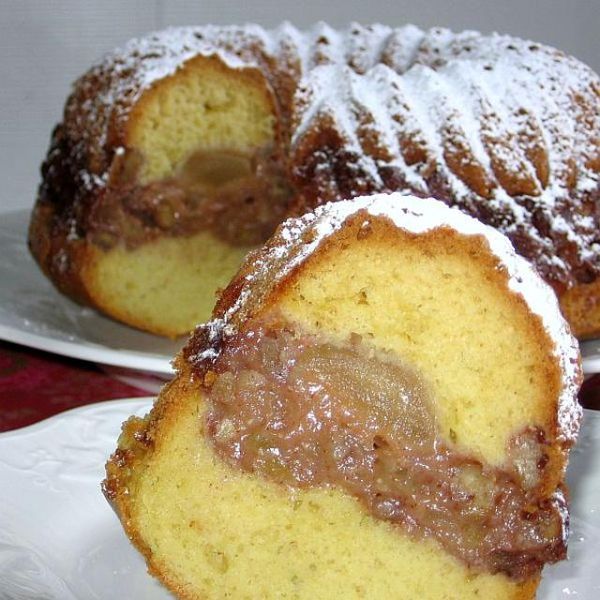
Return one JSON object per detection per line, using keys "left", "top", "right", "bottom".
{"left": 107, "top": 25, "right": 267, "bottom": 92}
{"left": 59, "top": 23, "right": 597, "bottom": 294}
{"left": 284, "top": 25, "right": 598, "bottom": 285}
{"left": 551, "top": 487, "right": 571, "bottom": 548}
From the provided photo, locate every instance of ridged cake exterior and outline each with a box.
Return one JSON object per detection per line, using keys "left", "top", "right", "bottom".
{"left": 31, "top": 23, "right": 600, "bottom": 336}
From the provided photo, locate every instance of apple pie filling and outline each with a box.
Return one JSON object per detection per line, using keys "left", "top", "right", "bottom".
{"left": 88, "top": 146, "right": 292, "bottom": 249}
{"left": 200, "top": 321, "right": 566, "bottom": 580}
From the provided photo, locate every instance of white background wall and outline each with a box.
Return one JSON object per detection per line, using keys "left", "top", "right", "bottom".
{"left": 1, "top": 0, "right": 598, "bottom": 215}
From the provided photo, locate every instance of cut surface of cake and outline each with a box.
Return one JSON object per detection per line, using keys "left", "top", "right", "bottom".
{"left": 30, "top": 23, "right": 599, "bottom": 337}
{"left": 104, "top": 193, "right": 582, "bottom": 599}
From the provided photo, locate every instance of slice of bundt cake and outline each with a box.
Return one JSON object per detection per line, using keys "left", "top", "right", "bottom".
{"left": 30, "top": 24, "right": 599, "bottom": 338}
{"left": 104, "top": 193, "right": 582, "bottom": 599}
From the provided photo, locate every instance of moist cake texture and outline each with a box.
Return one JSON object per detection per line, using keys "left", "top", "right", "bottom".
{"left": 104, "top": 193, "right": 582, "bottom": 599}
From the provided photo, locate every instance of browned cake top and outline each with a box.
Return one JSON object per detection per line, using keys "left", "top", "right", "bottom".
{"left": 40, "top": 24, "right": 599, "bottom": 290}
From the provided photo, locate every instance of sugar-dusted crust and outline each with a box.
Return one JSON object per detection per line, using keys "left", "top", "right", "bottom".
{"left": 31, "top": 24, "right": 599, "bottom": 336}
{"left": 186, "top": 193, "right": 582, "bottom": 450}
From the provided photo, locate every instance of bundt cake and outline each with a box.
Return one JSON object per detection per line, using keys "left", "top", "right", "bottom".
{"left": 104, "top": 193, "right": 582, "bottom": 599}
{"left": 30, "top": 24, "right": 600, "bottom": 338}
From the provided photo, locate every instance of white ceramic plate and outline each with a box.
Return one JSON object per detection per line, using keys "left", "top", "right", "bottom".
{"left": 0, "top": 399, "right": 598, "bottom": 599}
{"left": 2, "top": 208, "right": 600, "bottom": 375}
{"left": 0, "top": 397, "right": 171, "bottom": 600}
{"left": 0, "top": 210, "right": 182, "bottom": 376}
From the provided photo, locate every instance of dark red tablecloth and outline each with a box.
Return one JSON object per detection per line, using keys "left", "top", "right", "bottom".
{"left": 0, "top": 341, "right": 150, "bottom": 432}
{"left": 0, "top": 340, "right": 598, "bottom": 432}
{"left": 579, "top": 374, "right": 600, "bottom": 411}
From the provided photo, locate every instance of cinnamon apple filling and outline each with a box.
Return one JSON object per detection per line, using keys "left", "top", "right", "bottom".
{"left": 88, "top": 146, "right": 292, "bottom": 249}
{"left": 201, "top": 321, "right": 567, "bottom": 580}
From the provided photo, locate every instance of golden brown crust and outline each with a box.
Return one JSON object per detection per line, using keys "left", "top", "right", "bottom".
{"left": 103, "top": 375, "right": 200, "bottom": 600}
{"left": 28, "top": 199, "right": 96, "bottom": 307}
{"left": 559, "top": 278, "right": 600, "bottom": 339}
{"left": 31, "top": 24, "right": 600, "bottom": 336}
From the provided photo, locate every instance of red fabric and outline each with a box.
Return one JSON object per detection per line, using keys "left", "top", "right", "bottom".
{"left": 580, "top": 374, "right": 600, "bottom": 411}
{"left": 0, "top": 341, "right": 149, "bottom": 432}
